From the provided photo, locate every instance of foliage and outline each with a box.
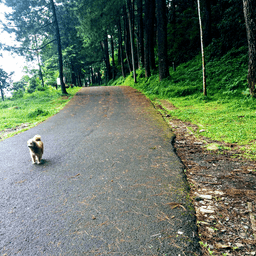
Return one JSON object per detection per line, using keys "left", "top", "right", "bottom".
{"left": 11, "top": 80, "right": 26, "bottom": 92}
{"left": 12, "top": 89, "right": 24, "bottom": 99}
{"left": 0, "top": 86, "right": 81, "bottom": 140}
{"left": 0, "top": 68, "right": 13, "bottom": 101}
{"left": 110, "top": 46, "right": 256, "bottom": 158}
{"left": 27, "top": 76, "right": 41, "bottom": 93}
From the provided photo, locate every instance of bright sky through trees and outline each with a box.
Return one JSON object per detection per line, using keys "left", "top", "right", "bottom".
{"left": 0, "top": 3, "right": 26, "bottom": 82}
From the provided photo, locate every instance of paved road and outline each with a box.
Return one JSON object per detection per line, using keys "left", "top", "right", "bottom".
{"left": 0, "top": 86, "right": 201, "bottom": 255}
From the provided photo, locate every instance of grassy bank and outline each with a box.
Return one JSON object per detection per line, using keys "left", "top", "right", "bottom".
{"left": 110, "top": 46, "right": 256, "bottom": 159}
{"left": 0, "top": 86, "right": 81, "bottom": 140}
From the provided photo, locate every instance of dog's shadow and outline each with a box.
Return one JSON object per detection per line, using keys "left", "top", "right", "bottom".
{"left": 39, "top": 159, "right": 46, "bottom": 165}
{"left": 34, "top": 159, "right": 48, "bottom": 166}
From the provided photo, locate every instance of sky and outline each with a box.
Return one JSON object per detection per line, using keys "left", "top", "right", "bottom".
{"left": 0, "top": 3, "right": 27, "bottom": 82}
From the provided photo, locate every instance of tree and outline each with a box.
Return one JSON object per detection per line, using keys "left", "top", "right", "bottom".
{"left": 34, "top": 35, "right": 44, "bottom": 87}
{"left": 156, "top": 0, "right": 169, "bottom": 80}
{"left": 0, "top": 69, "right": 12, "bottom": 101}
{"left": 76, "top": 0, "right": 125, "bottom": 82}
{"left": 137, "top": 0, "right": 144, "bottom": 68}
{"left": 242, "top": 0, "right": 256, "bottom": 97}
{"left": 3, "top": 0, "right": 69, "bottom": 94}
{"left": 102, "top": 35, "right": 112, "bottom": 82}
{"left": 50, "top": 0, "right": 67, "bottom": 94}
{"left": 197, "top": 0, "right": 206, "bottom": 96}
{"left": 127, "top": 0, "right": 137, "bottom": 83}
{"left": 148, "top": 0, "right": 156, "bottom": 71}
{"left": 144, "top": 0, "right": 153, "bottom": 77}
{"left": 203, "top": 0, "right": 212, "bottom": 46}
{"left": 117, "top": 19, "right": 126, "bottom": 78}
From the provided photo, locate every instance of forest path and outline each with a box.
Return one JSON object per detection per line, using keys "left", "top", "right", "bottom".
{"left": 0, "top": 86, "right": 201, "bottom": 255}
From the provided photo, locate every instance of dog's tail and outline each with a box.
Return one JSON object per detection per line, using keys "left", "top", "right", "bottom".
{"left": 33, "top": 135, "right": 41, "bottom": 141}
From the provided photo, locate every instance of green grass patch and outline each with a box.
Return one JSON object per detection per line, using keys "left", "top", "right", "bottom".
{"left": 110, "top": 46, "right": 256, "bottom": 159}
{"left": 0, "top": 86, "right": 81, "bottom": 139}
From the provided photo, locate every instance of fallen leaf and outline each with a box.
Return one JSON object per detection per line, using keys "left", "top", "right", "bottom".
{"left": 69, "top": 173, "right": 80, "bottom": 179}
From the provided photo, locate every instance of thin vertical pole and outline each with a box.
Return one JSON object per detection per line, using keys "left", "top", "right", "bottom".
{"left": 197, "top": 0, "right": 206, "bottom": 96}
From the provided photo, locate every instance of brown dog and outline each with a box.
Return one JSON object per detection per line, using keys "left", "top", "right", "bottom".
{"left": 27, "top": 135, "right": 44, "bottom": 164}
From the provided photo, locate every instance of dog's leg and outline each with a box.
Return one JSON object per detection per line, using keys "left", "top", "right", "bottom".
{"left": 37, "top": 156, "right": 42, "bottom": 164}
{"left": 31, "top": 153, "right": 36, "bottom": 164}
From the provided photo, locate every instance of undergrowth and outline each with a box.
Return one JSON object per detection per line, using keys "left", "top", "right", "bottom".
{"left": 0, "top": 86, "right": 81, "bottom": 140}
{"left": 109, "top": 46, "right": 256, "bottom": 159}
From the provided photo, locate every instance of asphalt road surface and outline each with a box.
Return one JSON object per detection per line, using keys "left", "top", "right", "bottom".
{"left": 0, "top": 86, "right": 201, "bottom": 256}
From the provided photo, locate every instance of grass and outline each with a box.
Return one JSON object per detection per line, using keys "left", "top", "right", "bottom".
{"left": 0, "top": 86, "right": 81, "bottom": 140}
{"left": 109, "top": 46, "right": 256, "bottom": 159}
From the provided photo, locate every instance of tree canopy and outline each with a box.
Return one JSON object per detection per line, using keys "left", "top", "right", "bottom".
{"left": 1, "top": 0, "right": 256, "bottom": 97}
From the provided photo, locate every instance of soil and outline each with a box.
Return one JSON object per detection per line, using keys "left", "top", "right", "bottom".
{"left": 0, "top": 123, "right": 30, "bottom": 141}
{"left": 156, "top": 100, "right": 256, "bottom": 256}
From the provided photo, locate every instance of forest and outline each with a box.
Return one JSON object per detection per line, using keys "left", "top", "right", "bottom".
{"left": 1, "top": 0, "right": 256, "bottom": 152}
{"left": 1, "top": 2, "right": 256, "bottom": 255}
{"left": 0, "top": 0, "right": 255, "bottom": 98}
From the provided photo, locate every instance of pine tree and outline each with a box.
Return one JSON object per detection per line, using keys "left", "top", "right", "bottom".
{"left": 0, "top": 69, "right": 12, "bottom": 101}
{"left": 156, "top": 0, "right": 169, "bottom": 81}
{"left": 243, "top": 0, "right": 256, "bottom": 97}
{"left": 4, "top": 0, "right": 68, "bottom": 94}
{"left": 197, "top": 0, "right": 206, "bottom": 96}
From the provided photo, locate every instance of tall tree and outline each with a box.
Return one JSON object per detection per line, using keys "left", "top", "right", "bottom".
{"left": 110, "top": 35, "right": 115, "bottom": 79}
{"left": 0, "top": 69, "right": 12, "bottom": 101}
{"left": 50, "top": 0, "right": 67, "bottom": 94}
{"left": 156, "top": 0, "right": 169, "bottom": 80}
{"left": 123, "top": 5, "right": 133, "bottom": 73}
{"left": 242, "top": 0, "right": 256, "bottom": 97}
{"left": 144, "top": 0, "right": 152, "bottom": 77}
{"left": 204, "top": 0, "right": 212, "bottom": 46}
{"left": 102, "top": 35, "right": 112, "bottom": 82}
{"left": 197, "top": 0, "right": 206, "bottom": 96}
{"left": 127, "top": 0, "right": 137, "bottom": 83}
{"left": 117, "top": 19, "right": 126, "bottom": 78}
{"left": 3, "top": 0, "right": 68, "bottom": 94}
{"left": 137, "top": 0, "right": 144, "bottom": 68}
{"left": 148, "top": 0, "right": 156, "bottom": 70}
{"left": 34, "top": 35, "right": 44, "bottom": 87}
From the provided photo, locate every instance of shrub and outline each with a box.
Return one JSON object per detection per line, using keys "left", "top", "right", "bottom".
{"left": 27, "top": 108, "right": 49, "bottom": 118}
{"left": 12, "top": 89, "right": 24, "bottom": 99}
{"left": 27, "top": 77, "right": 41, "bottom": 93}
{"left": 37, "top": 86, "right": 46, "bottom": 91}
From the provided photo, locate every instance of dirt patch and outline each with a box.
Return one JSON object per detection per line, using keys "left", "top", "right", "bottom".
{"left": 156, "top": 102, "right": 256, "bottom": 256}
{"left": 0, "top": 123, "right": 30, "bottom": 140}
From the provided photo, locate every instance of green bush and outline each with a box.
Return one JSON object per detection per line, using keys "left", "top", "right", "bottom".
{"left": 27, "top": 77, "right": 41, "bottom": 93}
{"left": 37, "top": 86, "right": 46, "bottom": 91}
{"left": 12, "top": 89, "right": 24, "bottom": 99}
{"left": 27, "top": 108, "right": 49, "bottom": 118}
{"left": 0, "top": 102, "right": 10, "bottom": 109}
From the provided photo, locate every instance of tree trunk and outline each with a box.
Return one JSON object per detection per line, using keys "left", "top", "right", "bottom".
{"left": 242, "top": 0, "right": 256, "bottom": 97}
{"left": 137, "top": 0, "right": 144, "bottom": 68}
{"left": 0, "top": 88, "right": 4, "bottom": 101}
{"left": 50, "top": 0, "right": 67, "bottom": 94}
{"left": 204, "top": 0, "right": 212, "bottom": 46}
{"left": 127, "top": 0, "right": 137, "bottom": 83}
{"left": 123, "top": 6, "right": 132, "bottom": 73}
{"left": 156, "top": 0, "right": 169, "bottom": 80}
{"left": 34, "top": 35, "right": 44, "bottom": 87}
{"left": 144, "top": 0, "right": 151, "bottom": 78}
{"left": 71, "top": 62, "right": 76, "bottom": 86}
{"left": 197, "top": 0, "right": 207, "bottom": 96}
{"left": 117, "top": 19, "right": 126, "bottom": 78}
{"left": 148, "top": 0, "right": 156, "bottom": 70}
{"left": 110, "top": 35, "right": 115, "bottom": 79}
{"left": 102, "top": 35, "right": 111, "bottom": 82}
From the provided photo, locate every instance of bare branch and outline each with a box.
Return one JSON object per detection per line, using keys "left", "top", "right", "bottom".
{"left": 28, "top": 39, "right": 56, "bottom": 51}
